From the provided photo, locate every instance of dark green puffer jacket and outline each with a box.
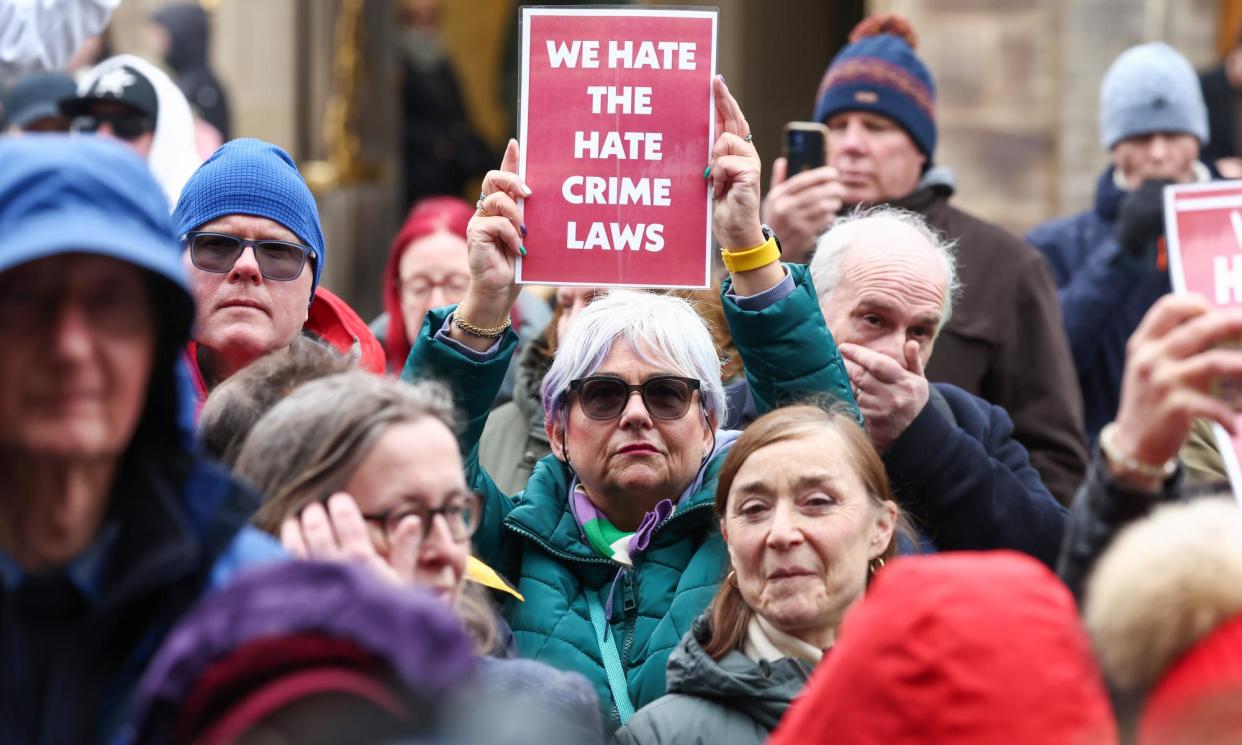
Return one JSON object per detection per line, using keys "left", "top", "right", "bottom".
{"left": 611, "top": 614, "right": 813, "bottom": 745}
{"left": 402, "top": 265, "right": 854, "bottom": 729}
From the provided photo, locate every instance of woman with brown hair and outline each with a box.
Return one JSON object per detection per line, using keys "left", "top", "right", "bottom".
{"left": 613, "top": 404, "right": 907, "bottom": 745}
{"left": 236, "top": 371, "right": 504, "bottom": 653}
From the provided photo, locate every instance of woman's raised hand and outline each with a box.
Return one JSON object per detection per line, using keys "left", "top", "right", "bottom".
{"left": 280, "top": 492, "right": 422, "bottom": 586}
{"left": 455, "top": 139, "right": 529, "bottom": 347}
{"left": 709, "top": 75, "right": 765, "bottom": 252}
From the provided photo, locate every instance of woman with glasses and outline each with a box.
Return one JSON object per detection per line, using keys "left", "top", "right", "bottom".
{"left": 235, "top": 372, "right": 496, "bottom": 639}
{"left": 400, "top": 76, "right": 856, "bottom": 730}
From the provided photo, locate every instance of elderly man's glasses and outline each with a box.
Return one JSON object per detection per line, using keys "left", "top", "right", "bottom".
{"left": 569, "top": 375, "right": 701, "bottom": 421}
{"left": 360, "top": 490, "right": 482, "bottom": 551}
{"left": 70, "top": 113, "right": 154, "bottom": 141}
{"left": 183, "top": 232, "right": 314, "bottom": 282}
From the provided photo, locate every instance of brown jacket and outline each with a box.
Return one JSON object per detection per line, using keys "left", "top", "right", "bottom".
{"left": 890, "top": 178, "right": 1088, "bottom": 505}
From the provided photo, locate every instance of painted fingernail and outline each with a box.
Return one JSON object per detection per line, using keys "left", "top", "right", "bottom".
{"left": 520, "top": 184, "right": 532, "bottom": 196}
{"left": 719, "top": 74, "right": 726, "bottom": 85}
{"left": 703, "top": 165, "right": 712, "bottom": 178}
{"left": 520, "top": 223, "right": 528, "bottom": 237}
{"left": 519, "top": 245, "right": 528, "bottom": 257}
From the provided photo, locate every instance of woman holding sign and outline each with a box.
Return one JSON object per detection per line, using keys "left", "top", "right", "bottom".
{"left": 399, "top": 76, "right": 856, "bottom": 729}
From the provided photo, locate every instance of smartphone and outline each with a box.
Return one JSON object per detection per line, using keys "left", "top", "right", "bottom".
{"left": 783, "top": 122, "right": 828, "bottom": 176}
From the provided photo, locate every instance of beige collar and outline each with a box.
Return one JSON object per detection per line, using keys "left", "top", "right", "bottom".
{"left": 742, "top": 614, "right": 825, "bottom": 665}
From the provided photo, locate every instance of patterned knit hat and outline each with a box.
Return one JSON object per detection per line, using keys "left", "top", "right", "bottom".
{"left": 812, "top": 14, "right": 937, "bottom": 160}
{"left": 173, "top": 138, "right": 326, "bottom": 294}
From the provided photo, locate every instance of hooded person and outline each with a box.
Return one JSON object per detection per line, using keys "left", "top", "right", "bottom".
{"left": 64, "top": 54, "right": 202, "bottom": 207}
{"left": 149, "top": 2, "right": 230, "bottom": 142}
{"left": 173, "top": 137, "right": 384, "bottom": 402}
{"left": 767, "top": 552, "right": 1118, "bottom": 745}
{"left": 125, "top": 560, "right": 477, "bottom": 745}
{"left": 1085, "top": 498, "right": 1242, "bottom": 744}
{"left": 0, "top": 135, "right": 285, "bottom": 745}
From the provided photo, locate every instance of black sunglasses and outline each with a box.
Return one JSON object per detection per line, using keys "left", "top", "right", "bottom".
{"left": 182, "top": 231, "right": 315, "bottom": 282}
{"left": 70, "top": 113, "right": 154, "bottom": 141}
{"left": 569, "top": 375, "right": 701, "bottom": 421}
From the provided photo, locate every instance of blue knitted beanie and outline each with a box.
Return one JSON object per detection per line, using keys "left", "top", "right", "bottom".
{"left": 173, "top": 138, "right": 325, "bottom": 293}
{"left": 1099, "top": 42, "right": 1209, "bottom": 149}
{"left": 813, "top": 14, "right": 936, "bottom": 160}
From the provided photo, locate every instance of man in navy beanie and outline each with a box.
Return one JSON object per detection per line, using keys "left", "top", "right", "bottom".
{"left": 761, "top": 13, "right": 1087, "bottom": 506}
{"left": 174, "top": 137, "right": 383, "bottom": 399}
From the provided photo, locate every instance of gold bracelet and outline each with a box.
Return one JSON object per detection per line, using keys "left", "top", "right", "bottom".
{"left": 720, "top": 237, "right": 781, "bottom": 273}
{"left": 452, "top": 311, "right": 512, "bottom": 339}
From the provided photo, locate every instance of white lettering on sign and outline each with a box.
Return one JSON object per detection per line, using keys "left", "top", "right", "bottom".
{"left": 566, "top": 221, "right": 665, "bottom": 252}
{"left": 546, "top": 40, "right": 600, "bottom": 68}
{"left": 561, "top": 176, "right": 672, "bottom": 206}
{"left": 573, "top": 130, "right": 663, "bottom": 160}
{"left": 1216, "top": 255, "right": 1242, "bottom": 304}
{"left": 586, "top": 86, "right": 653, "bottom": 115}
{"left": 607, "top": 40, "right": 696, "bottom": 70}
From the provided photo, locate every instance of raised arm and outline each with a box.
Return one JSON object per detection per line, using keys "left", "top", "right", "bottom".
{"left": 707, "top": 76, "right": 858, "bottom": 420}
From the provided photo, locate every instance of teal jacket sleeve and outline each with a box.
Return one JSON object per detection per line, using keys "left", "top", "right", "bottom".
{"left": 722, "top": 263, "right": 859, "bottom": 421}
{"left": 400, "top": 305, "right": 521, "bottom": 572}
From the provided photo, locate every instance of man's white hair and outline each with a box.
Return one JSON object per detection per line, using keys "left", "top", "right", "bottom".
{"left": 809, "top": 205, "right": 961, "bottom": 331}
{"left": 541, "top": 290, "right": 725, "bottom": 426}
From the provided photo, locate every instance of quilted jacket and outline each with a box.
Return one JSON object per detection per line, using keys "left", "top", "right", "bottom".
{"left": 402, "top": 265, "right": 854, "bottom": 729}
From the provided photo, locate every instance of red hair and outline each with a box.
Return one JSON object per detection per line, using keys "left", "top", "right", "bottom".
{"left": 381, "top": 197, "right": 474, "bottom": 371}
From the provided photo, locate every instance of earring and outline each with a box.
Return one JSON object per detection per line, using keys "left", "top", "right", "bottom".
{"left": 868, "top": 557, "right": 886, "bottom": 576}
{"left": 725, "top": 569, "right": 737, "bottom": 586}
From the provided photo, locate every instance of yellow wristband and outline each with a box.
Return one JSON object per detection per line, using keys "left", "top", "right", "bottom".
{"left": 720, "top": 237, "right": 780, "bottom": 273}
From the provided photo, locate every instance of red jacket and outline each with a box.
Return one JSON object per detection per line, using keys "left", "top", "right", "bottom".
{"left": 768, "top": 552, "right": 1117, "bottom": 745}
{"left": 185, "top": 286, "right": 385, "bottom": 402}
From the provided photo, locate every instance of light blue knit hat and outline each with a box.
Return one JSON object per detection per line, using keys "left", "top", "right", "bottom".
{"left": 173, "top": 138, "right": 325, "bottom": 294}
{"left": 1099, "top": 42, "right": 1209, "bottom": 149}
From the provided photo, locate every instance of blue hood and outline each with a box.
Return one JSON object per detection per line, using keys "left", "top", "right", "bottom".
{"left": 0, "top": 135, "right": 198, "bottom": 450}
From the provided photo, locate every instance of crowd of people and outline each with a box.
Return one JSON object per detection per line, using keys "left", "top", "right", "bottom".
{"left": 7, "top": 3, "right": 1242, "bottom": 744}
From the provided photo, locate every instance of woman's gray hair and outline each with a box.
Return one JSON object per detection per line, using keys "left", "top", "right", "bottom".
{"left": 809, "top": 205, "right": 961, "bottom": 331}
{"left": 236, "top": 371, "right": 457, "bottom": 533}
{"left": 540, "top": 289, "right": 726, "bottom": 426}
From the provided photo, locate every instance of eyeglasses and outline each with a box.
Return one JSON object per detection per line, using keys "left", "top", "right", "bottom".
{"left": 398, "top": 274, "right": 470, "bottom": 303}
{"left": 70, "top": 113, "right": 154, "bottom": 141}
{"left": 569, "top": 375, "right": 701, "bottom": 421}
{"left": 360, "top": 490, "right": 482, "bottom": 551}
{"left": 183, "top": 231, "right": 315, "bottom": 282}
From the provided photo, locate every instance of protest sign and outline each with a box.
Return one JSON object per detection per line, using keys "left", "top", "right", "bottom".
{"left": 1165, "top": 180, "right": 1242, "bottom": 503}
{"left": 515, "top": 6, "right": 717, "bottom": 288}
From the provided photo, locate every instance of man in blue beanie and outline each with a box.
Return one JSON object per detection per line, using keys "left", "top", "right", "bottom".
{"left": 761, "top": 13, "right": 1087, "bottom": 506}
{"left": 0, "top": 135, "right": 283, "bottom": 745}
{"left": 173, "top": 137, "right": 382, "bottom": 397}
{"left": 1028, "top": 42, "right": 1212, "bottom": 454}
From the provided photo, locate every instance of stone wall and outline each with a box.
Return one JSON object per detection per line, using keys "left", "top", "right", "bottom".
{"left": 875, "top": 0, "right": 1218, "bottom": 233}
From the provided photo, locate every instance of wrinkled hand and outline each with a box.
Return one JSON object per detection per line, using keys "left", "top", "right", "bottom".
{"left": 709, "top": 75, "right": 764, "bottom": 251}
{"left": 1116, "top": 179, "right": 1172, "bottom": 262}
{"left": 840, "top": 341, "right": 929, "bottom": 451}
{"left": 1113, "top": 294, "right": 1242, "bottom": 486}
{"left": 280, "top": 492, "right": 422, "bottom": 586}
{"left": 761, "top": 161, "right": 844, "bottom": 263}
{"left": 458, "top": 139, "right": 528, "bottom": 336}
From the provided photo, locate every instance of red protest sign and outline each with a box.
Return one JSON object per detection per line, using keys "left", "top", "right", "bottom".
{"left": 516, "top": 7, "right": 717, "bottom": 288}
{"left": 1165, "top": 180, "right": 1242, "bottom": 501}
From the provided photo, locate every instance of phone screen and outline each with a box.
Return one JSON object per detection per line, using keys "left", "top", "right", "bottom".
{"left": 785, "top": 123, "right": 827, "bottom": 175}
